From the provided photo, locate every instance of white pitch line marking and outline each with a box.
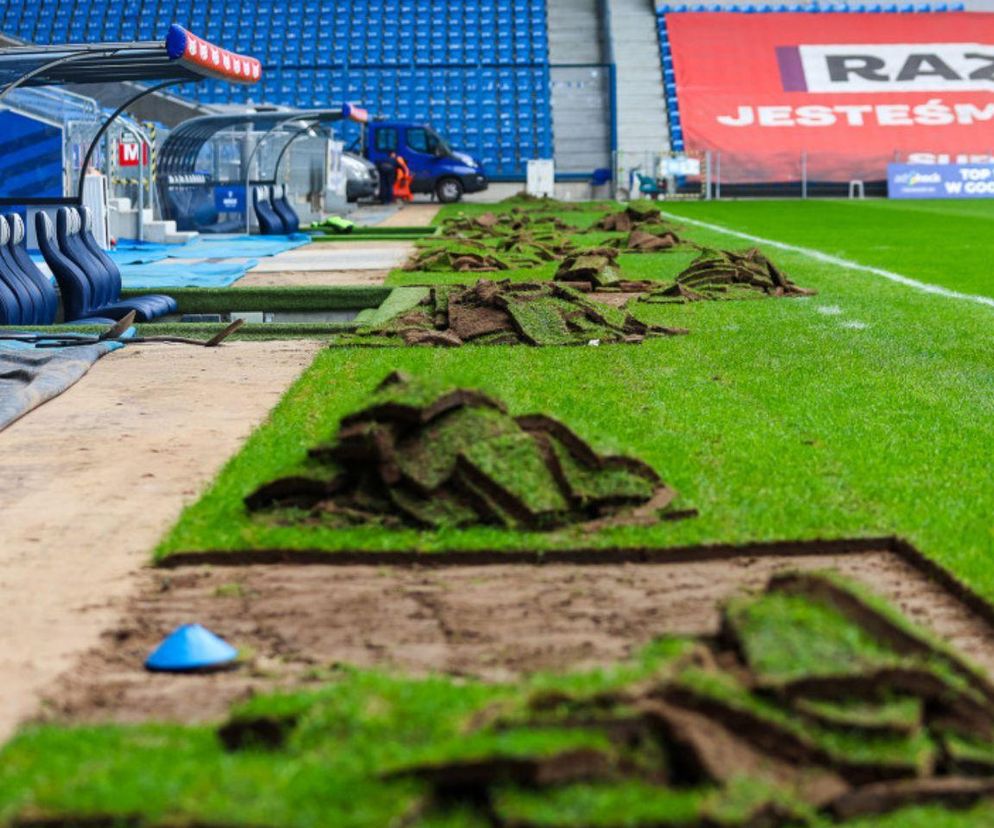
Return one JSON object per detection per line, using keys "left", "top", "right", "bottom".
{"left": 662, "top": 211, "right": 994, "bottom": 310}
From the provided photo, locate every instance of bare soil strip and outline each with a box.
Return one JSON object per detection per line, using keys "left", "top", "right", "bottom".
{"left": 43, "top": 545, "right": 994, "bottom": 725}
{"left": 377, "top": 203, "right": 440, "bottom": 227}
{"left": 0, "top": 341, "right": 320, "bottom": 742}
{"left": 246, "top": 243, "right": 413, "bottom": 273}
{"left": 233, "top": 269, "right": 389, "bottom": 287}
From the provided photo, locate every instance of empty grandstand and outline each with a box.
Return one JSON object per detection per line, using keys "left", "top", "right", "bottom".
{"left": 0, "top": 0, "right": 555, "bottom": 179}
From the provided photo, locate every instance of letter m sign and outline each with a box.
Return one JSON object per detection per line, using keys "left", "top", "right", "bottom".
{"left": 118, "top": 141, "right": 149, "bottom": 167}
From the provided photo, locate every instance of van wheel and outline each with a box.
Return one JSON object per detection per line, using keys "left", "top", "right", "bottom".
{"left": 436, "top": 177, "right": 464, "bottom": 203}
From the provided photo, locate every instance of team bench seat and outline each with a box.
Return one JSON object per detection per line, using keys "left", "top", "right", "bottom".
{"left": 0, "top": 213, "right": 114, "bottom": 326}
{"left": 36, "top": 208, "right": 177, "bottom": 323}
{"left": 253, "top": 185, "right": 300, "bottom": 235}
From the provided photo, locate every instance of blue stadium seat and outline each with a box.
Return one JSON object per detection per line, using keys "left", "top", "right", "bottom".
{"left": 11, "top": 0, "right": 553, "bottom": 179}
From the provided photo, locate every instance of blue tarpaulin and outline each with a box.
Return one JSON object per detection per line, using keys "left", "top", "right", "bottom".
{"left": 107, "top": 248, "right": 169, "bottom": 265}
{"left": 119, "top": 258, "right": 260, "bottom": 288}
{"left": 114, "top": 239, "right": 171, "bottom": 253}
{"left": 0, "top": 339, "right": 122, "bottom": 432}
{"left": 167, "top": 233, "right": 311, "bottom": 260}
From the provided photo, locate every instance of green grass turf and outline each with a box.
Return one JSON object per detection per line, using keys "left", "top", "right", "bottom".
{"left": 725, "top": 591, "right": 899, "bottom": 682}
{"left": 158, "top": 210, "right": 994, "bottom": 608}
{"left": 0, "top": 641, "right": 687, "bottom": 828}
{"left": 0, "top": 734, "right": 984, "bottom": 828}
{"left": 661, "top": 198, "right": 994, "bottom": 298}
{"left": 2, "top": 632, "right": 993, "bottom": 826}
{"left": 385, "top": 248, "right": 697, "bottom": 287}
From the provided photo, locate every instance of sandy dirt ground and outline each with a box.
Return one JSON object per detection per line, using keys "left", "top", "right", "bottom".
{"left": 43, "top": 548, "right": 994, "bottom": 725}
{"left": 234, "top": 269, "right": 390, "bottom": 288}
{"left": 378, "top": 203, "right": 439, "bottom": 227}
{"left": 0, "top": 340, "right": 320, "bottom": 742}
{"left": 246, "top": 242, "right": 414, "bottom": 273}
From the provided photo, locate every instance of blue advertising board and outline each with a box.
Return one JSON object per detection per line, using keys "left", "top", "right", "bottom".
{"left": 888, "top": 164, "right": 994, "bottom": 200}
{"left": 214, "top": 184, "right": 245, "bottom": 213}
{"left": 0, "top": 110, "right": 63, "bottom": 200}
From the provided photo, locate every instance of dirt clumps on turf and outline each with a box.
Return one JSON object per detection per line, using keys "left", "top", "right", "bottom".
{"left": 618, "top": 226, "right": 683, "bottom": 253}
{"left": 380, "top": 571, "right": 994, "bottom": 825}
{"left": 643, "top": 247, "right": 816, "bottom": 303}
{"left": 245, "top": 372, "right": 690, "bottom": 531}
{"left": 404, "top": 227, "right": 577, "bottom": 273}
{"left": 437, "top": 210, "right": 576, "bottom": 240}
{"left": 553, "top": 249, "right": 622, "bottom": 288}
{"left": 403, "top": 243, "right": 511, "bottom": 273}
{"left": 499, "top": 191, "right": 586, "bottom": 211}
{"left": 347, "top": 279, "right": 688, "bottom": 347}
{"left": 594, "top": 204, "right": 668, "bottom": 232}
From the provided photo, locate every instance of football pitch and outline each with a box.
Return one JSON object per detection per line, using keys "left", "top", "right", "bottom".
{"left": 161, "top": 199, "right": 994, "bottom": 599}
{"left": 7, "top": 198, "right": 994, "bottom": 827}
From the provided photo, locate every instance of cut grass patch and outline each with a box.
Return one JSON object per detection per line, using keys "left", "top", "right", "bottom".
{"left": 9, "top": 581, "right": 994, "bottom": 826}
{"left": 159, "top": 213, "right": 994, "bottom": 610}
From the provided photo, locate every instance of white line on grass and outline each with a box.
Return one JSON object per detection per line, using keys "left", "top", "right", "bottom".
{"left": 661, "top": 211, "right": 994, "bottom": 310}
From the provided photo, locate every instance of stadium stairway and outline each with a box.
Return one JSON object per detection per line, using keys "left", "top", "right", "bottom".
{"left": 546, "top": 0, "right": 612, "bottom": 176}
{"left": 607, "top": 0, "right": 671, "bottom": 165}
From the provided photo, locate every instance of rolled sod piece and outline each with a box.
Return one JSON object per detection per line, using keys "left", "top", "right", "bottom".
{"left": 349, "top": 279, "right": 688, "bottom": 348}
{"left": 357, "top": 573, "right": 994, "bottom": 825}
{"left": 593, "top": 205, "right": 669, "bottom": 233}
{"left": 642, "top": 247, "right": 816, "bottom": 303}
{"left": 245, "top": 372, "right": 688, "bottom": 531}
{"left": 554, "top": 253, "right": 621, "bottom": 288}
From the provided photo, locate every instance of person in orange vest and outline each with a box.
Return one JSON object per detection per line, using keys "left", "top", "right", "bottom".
{"left": 392, "top": 151, "right": 413, "bottom": 203}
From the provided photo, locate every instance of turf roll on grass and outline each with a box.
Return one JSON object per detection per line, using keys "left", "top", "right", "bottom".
{"left": 594, "top": 204, "right": 674, "bottom": 233}
{"left": 642, "top": 247, "right": 816, "bottom": 303}
{"left": 339, "top": 279, "right": 688, "bottom": 347}
{"left": 438, "top": 209, "right": 577, "bottom": 240}
{"left": 378, "top": 572, "right": 994, "bottom": 825}
{"left": 612, "top": 225, "right": 684, "bottom": 253}
{"left": 554, "top": 249, "right": 622, "bottom": 288}
{"left": 244, "top": 371, "right": 691, "bottom": 530}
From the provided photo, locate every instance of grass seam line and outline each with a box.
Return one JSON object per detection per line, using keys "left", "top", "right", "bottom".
{"left": 661, "top": 210, "right": 994, "bottom": 310}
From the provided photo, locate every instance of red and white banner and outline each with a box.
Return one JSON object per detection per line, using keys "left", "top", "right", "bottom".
{"left": 668, "top": 12, "right": 994, "bottom": 182}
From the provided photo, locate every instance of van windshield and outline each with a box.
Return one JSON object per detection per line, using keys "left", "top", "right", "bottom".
{"left": 408, "top": 126, "right": 451, "bottom": 156}
{"left": 427, "top": 128, "right": 451, "bottom": 155}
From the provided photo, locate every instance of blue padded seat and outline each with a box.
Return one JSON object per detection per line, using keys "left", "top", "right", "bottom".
{"left": 57, "top": 207, "right": 113, "bottom": 309}
{"left": 253, "top": 185, "right": 286, "bottom": 235}
{"left": 76, "top": 208, "right": 177, "bottom": 320}
{"left": 0, "top": 217, "right": 30, "bottom": 325}
{"left": 41, "top": 208, "right": 175, "bottom": 323}
{"left": 270, "top": 185, "right": 300, "bottom": 233}
{"left": 36, "top": 211, "right": 100, "bottom": 323}
{"left": 3, "top": 213, "right": 58, "bottom": 324}
{"left": 0, "top": 215, "right": 47, "bottom": 325}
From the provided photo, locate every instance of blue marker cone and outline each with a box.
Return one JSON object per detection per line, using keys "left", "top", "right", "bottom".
{"left": 145, "top": 624, "right": 238, "bottom": 672}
